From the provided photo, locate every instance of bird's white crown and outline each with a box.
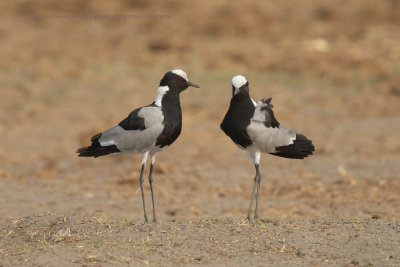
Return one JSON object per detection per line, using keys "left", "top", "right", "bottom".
{"left": 171, "top": 69, "right": 188, "bottom": 81}
{"left": 232, "top": 75, "right": 248, "bottom": 89}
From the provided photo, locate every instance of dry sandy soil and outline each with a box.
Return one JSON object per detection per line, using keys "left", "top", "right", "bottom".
{"left": 1, "top": 0, "right": 400, "bottom": 266}
{"left": 1, "top": 214, "right": 399, "bottom": 266}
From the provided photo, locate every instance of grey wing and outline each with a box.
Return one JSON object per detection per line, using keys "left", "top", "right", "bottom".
{"left": 98, "top": 106, "right": 165, "bottom": 153}
{"left": 246, "top": 99, "right": 296, "bottom": 153}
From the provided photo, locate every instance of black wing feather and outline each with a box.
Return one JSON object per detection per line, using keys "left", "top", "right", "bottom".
{"left": 259, "top": 98, "right": 280, "bottom": 128}
{"left": 77, "top": 133, "right": 120, "bottom": 158}
{"left": 270, "top": 134, "right": 315, "bottom": 159}
{"left": 118, "top": 108, "right": 146, "bottom": 130}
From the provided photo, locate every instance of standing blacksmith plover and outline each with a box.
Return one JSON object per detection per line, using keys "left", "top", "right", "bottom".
{"left": 220, "top": 75, "right": 315, "bottom": 220}
{"left": 77, "top": 69, "right": 199, "bottom": 223}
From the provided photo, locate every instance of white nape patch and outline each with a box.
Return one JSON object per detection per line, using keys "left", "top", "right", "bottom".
{"left": 141, "top": 151, "right": 149, "bottom": 165}
{"left": 171, "top": 69, "right": 188, "bottom": 81}
{"left": 154, "top": 85, "right": 170, "bottom": 106}
{"left": 251, "top": 98, "right": 257, "bottom": 106}
{"left": 232, "top": 75, "right": 248, "bottom": 89}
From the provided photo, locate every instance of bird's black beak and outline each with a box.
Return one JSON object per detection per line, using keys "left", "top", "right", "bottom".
{"left": 187, "top": 81, "right": 200, "bottom": 88}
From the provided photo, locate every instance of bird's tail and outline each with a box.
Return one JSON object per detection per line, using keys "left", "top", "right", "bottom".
{"left": 76, "top": 133, "right": 121, "bottom": 158}
{"left": 271, "top": 134, "right": 315, "bottom": 159}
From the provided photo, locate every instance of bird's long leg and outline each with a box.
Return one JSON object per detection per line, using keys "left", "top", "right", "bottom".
{"left": 148, "top": 154, "right": 157, "bottom": 222}
{"left": 254, "top": 164, "right": 262, "bottom": 219}
{"left": 246, "top": 173, "right": 259, "bottom": 221}
{"left": 139, "top": 152, "right": 149, "bottom": 223}
{"left": 246, "top": 152, "right": 261, "bottom": 221}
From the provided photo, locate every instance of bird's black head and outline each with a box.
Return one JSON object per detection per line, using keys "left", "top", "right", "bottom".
{"left": 231, "top": 75, "right": 249, "bottom": 97}
{"left": 160, "top": 69, "right": 200, "bottom": 93}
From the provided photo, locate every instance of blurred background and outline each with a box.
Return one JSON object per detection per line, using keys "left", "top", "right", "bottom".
{"left": 1, "top": 0, "right": 399, "bottom": 219}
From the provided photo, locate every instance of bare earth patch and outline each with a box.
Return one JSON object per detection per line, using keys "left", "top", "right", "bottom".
{"left": 1, "top": 214, "right": 399, "bottom": 266}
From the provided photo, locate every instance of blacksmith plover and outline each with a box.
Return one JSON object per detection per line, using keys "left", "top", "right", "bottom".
{"left": 220, "top": 75, "right": 315, "bottom": 220}
{"left": 77, "top": 69, "right": 199, "bottom": 223}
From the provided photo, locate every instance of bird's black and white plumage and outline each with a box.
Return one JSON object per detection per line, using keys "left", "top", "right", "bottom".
{"left": 220, "top": 75, "right": 314, "bottom": 220}
{"left": 77, "top": 69, "right": 199, "bottom": 223}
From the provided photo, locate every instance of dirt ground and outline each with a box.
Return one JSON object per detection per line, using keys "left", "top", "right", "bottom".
{"left": 1, "top": 214, "right": 400, "bottom": 266}
{"left": 1, "top": 0, "right": 400, "bottom": 266}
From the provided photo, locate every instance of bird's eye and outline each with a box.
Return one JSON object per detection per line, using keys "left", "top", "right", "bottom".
{"left": 177, "top": 77, "right": 182, "bottom": 81}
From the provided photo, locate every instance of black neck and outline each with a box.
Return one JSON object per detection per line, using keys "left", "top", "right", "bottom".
{"left": 161, "top": 90, "right": 182, "bottom": 119}
{"left": 220, "top": 91, "right": 255, "bottom": 148}
{"left": 155, "top": 90, "right": 183, "bottom": 148}
{"left": 230, "top": 92, "right": 253, "bottom": 113}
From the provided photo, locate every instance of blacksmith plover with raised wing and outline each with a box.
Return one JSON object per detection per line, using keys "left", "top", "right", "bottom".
{"left": 77, "top": 69, "right": 199, "bottom": 223}
{"left": 220, "top": 75, "right": 315, "bottom": 220}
